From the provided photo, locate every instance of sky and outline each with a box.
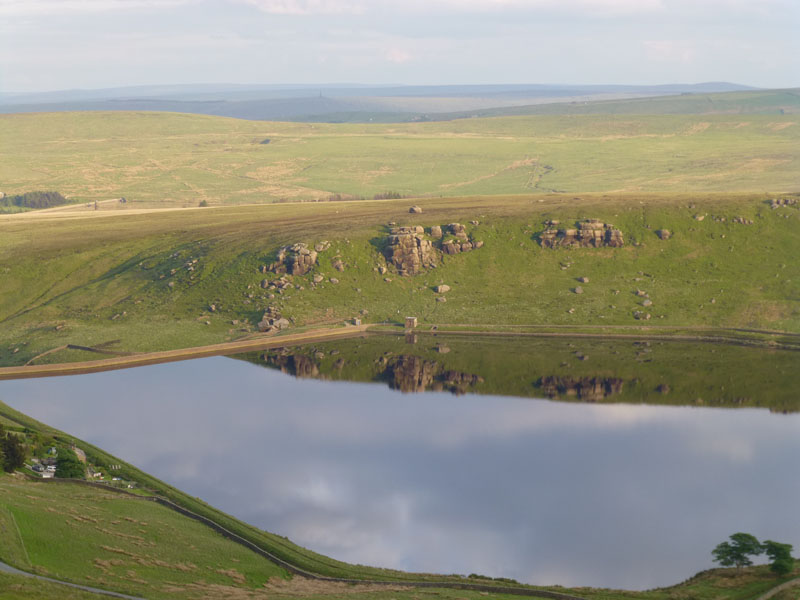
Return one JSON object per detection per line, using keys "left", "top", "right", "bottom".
{"left": 0, "top": 0, "right": 798, "bottom": 93}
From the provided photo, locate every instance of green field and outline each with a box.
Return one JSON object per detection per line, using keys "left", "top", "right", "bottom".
{"left": 0, "top": 109, "right": 798, "bottom": 206}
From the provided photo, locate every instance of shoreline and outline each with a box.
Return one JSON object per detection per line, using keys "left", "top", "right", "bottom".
{"left": 0, "top": 323, "right": 798, "bottom": 381}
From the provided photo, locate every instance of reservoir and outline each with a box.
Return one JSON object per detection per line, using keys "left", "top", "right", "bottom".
{"left": 1, "top": 335, "right": 799, "bottom": 590}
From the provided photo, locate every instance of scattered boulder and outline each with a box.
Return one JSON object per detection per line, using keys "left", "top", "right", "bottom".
{"left": 574, "top": 286, "right": 584, "bottom": 294}
{"left": 332, "top": 259, "right": 345, "bottom": 272}
{"left": 694, "top": 214, "right": 705, "bottom": 221}
{"left": 578, "top": 276, "right": 589, "bottom": 283}
{"left": 540, "top": 219, "right": 624, "bottom": 248}
{"left": 473, "top": 241, "right": 484, "bottom": 249}
{"left": 313, "top": 274, "right": 324, "bottom": 283}
{"left": 436, "top": 296, "right": 447, "bottom": 302}
{"left": 314, "top": 241, "right": 331, "bottom": 252}
{"left": 642, "top": 299, "right": 653, "bottom": 307}
{"left": 258, "top": 307, "right": 289, "bottom": 332}
{"left": 409, "top": 205, "right": 423, "bottom": 214}
{"left": 633, "top": 311, "right": 652, "bottom": 320}
{"left": 470, "top": 220, "right": 479, "bottom": 225}
{"left": 430, "top": 225, "right": 443, "bottom": 238}
{"left": 273, "top": 317, "right": 291, "bottom": 329}
{"left": 656, "top": 229, "right": 671, "bottom": 240}
{"left": 329, "top": 277, "right": 339, "bottom": 284}
{"left": 434, "top": 284, "right": 451, "bottom": 293}
{"left": 732, "top": 217, "right": 754, "bottom": 225}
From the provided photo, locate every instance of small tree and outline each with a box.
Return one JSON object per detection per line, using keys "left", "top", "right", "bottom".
{"left": 0, "top": 426, "right": 27, "bottom": 473}
{"left": 55, "top": 448, "right": 85, "bottom": 479}
{"left": 712, "top": 533, "right": 763, "bottom": 569}
{"left": 763, "top": 540, "right": 795, "bottom": 575}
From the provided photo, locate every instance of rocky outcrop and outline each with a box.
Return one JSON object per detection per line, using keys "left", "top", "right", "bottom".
{"left": 268, "top": 243, "right": 320, "bottom": 276}
{"left": 440, "top": 223, "right": 483, "bottom": 255}
{"left": 539, "top": 219, "right": 624, "bottom": 248}
{"left": 538, "top": 376, "right": 624, "bottom": 402}
{"left": 384, "top": 226, "right": 437, "bottom": 275}
{"left": 771, "top": 198, "right": 797, "bottom": 209}
{"left": 384, "top": 222, "right": 484, "bottom": 275}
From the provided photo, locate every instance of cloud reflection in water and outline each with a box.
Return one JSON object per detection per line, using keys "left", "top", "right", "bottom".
{"left": 1, "top": 355, "right": 799, "bottom": 590}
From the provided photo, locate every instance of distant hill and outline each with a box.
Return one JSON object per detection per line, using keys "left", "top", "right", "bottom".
{"left": 0, "top": 82, "right": 764, "bottom": 122}
{"left": 434, "top": 88, "right": 800, "bottom": 120}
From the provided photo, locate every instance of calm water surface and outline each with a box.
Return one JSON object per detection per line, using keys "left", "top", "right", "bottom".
{"left": 2, "top": 355, "right": 799, "bottom": 590}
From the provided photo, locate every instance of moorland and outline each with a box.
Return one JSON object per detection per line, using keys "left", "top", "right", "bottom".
{"left": 0, "top": 87, "right": 799, "bottom": 599}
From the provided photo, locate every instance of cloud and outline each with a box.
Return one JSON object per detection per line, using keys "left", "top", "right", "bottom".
{"left": 384, "top": 48, "right": 413, "bottom": 64}
{"left": 0, "top": 0, "right": 193, "bottom": 16}
{"left": 643, "top": 39, "right": 697, "bottom": 63}
{"left": 232, "top": 0, "right": 787, "bottom": 17}
{"left": 236, "top": 0, "right": 364, "bottom": 14}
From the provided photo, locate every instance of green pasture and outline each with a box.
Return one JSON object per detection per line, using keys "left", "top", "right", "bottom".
{"left": 0, "top": 110, "right": 797, "bottom": 206}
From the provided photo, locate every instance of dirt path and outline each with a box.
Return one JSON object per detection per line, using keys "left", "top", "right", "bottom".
{"left": 754, "top": 576, "right": 800, "bottom": 600}
{"left": 0, "top": 325, "right": 369, "bottom": 380}
{"left": 0, "top": 558, "right": 143, "bottom": 599}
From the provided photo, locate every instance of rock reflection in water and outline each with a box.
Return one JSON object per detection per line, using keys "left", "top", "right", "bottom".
{"left": 246, "top": 334, "right": 800, "bottom": 412}
{"left": 384, "top": 355, "right": 484, "bottom": 394}
{"left": 537, "top": 376, "right": 625, "bottom": 402}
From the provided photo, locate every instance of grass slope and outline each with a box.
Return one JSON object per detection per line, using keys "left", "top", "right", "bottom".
{"left": 0, "top": 110, "right": 797, "bottom": 205}
{"left": 0, "top": 193, "right": 798, "bottom": 367}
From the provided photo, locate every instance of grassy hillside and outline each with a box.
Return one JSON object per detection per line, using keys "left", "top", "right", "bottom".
{"left": 0, "top": 110, "right": 797, "bottom": 206}
{"left": 0, "top": 478, "right": 288, "bottom": 599}
{"left": 1, "top": 193, "right": 799, "bottom": 367}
